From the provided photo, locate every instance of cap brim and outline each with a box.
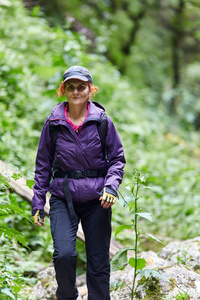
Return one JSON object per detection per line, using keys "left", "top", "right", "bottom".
{"left": 63, "top": 75, "right": 89, "bottom": 82}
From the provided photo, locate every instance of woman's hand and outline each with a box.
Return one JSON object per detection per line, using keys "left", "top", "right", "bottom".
{"left": 32, "top": 209, "right": 45, "bottom": 226}
{"left": 99, "top": 187, "right": 117, "bottom": 209}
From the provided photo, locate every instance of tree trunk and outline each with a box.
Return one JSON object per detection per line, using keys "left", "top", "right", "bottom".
{"left": 170, "top": 0, "right": 185, "bottom": 114}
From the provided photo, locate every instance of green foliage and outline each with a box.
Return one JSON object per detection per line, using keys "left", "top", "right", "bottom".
{"left": 0, "top": 177, "right": 31, "bottom": 298}
{"left": 36, "top": 0, "right": 200, "bottom": 123}
{"left": 110, "top": 280, "right": 124, "bottom": 291}
{"left": 111, "top": 247, "right": 134, "bottom": 272}
{"left": 1, "top": 1, "right": 200, "bottom": 247}
{"left": 139, "top": 269, "right": 170, "bottom": 283}
{"left": 0, "top": 176, "right": 29, "bottom": 246}
{"left": 0, "top": 226, "right": 26, "bottom": 247}
{"left": 0, "top": 271, "right": 24, "bottom": 300}
{"left": 174, "top": 290, "right": 190, "bottom": 300}
{"left": 111, "top": 172, "right": 169, "bottom": 299}
{"left": 0, "top": 0, "right": 91, "bottom": 177}
{"left": 176, "top": 247, "right": 194, "bottom": 266}
{"left": 0, "top": 0, "right": 200, "bottom": 297}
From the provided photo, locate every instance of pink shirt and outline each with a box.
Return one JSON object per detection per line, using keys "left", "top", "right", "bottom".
{"left": 64, "top": 102, "right": 90, "bottom": 134}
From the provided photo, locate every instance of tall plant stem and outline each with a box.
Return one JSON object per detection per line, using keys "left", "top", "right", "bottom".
{"left": 131, "top": 178, "right": 140, "bottom": 299}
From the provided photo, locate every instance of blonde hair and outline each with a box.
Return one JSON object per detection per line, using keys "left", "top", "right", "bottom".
{"left": 56, "top": 81, "right": 99, "bottom": 98}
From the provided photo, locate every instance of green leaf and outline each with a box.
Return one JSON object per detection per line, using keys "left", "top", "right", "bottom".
{"left": 110, "top": 281, "right": 124, "bottom": 291}
{"left": 129, "top": 257, "right": 146, "bottom": 270}
{"left": 125, "top": 185, "right": 131, "bottom": 191}
{"left": 13, "top": 285, "right": 20, "bottom": 293}
{"left": 140, "top": 269, "right": 170, "bottom": 283}
{"left": 136, "top": 212, "right": 153, "bottom": 222}
{"left": 138, "top": 177, "right": 146, "bottom": 184}
{"left": 0, "top": 203, "right": 30, "bottom": 221}
{"left": 1, "top": 287, "right": 15, "bottom": 299}
{"left": 12, "top": 173, "right": 22, "bottom": 181}
{"left": 115, "top": 224, "right": 133, "bottom": 237}
{"left": 141, "top": 186, "right": 152, "bottom": 190}
{"left": 143, "top": 233, "right": 164, "bottom": 245}
{"left": 26, "top": 179, "right": 35, "bottom": 189}
{"left": 111, "top": 247, "right": 134, "bottom": 272}
{"left": 128, "top": 202, "right": 135, "bottom": 211}
{"left": 9, "top": 194, "right": 18, "bottom": 206}
{"left": 111, "top": 248, "right": 128, "bottom": 272}
{"left": 0, "top": 175, "right": 11, "bottom": 188}
{"left": 0, "top": 225, "right": 27, "bottom": 247}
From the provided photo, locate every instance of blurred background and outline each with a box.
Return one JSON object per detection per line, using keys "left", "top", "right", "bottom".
{"left": 0, "top": 0, "right": 200, "bottom": 298}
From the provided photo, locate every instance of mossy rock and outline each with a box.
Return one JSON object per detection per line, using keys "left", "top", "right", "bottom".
{"left": 136, "top": 275, "right": 165, "bottom": 300}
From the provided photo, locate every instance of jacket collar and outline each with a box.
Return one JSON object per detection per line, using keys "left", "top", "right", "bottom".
{"left": 49, "top": 101, "right": 105, "bottom": 123}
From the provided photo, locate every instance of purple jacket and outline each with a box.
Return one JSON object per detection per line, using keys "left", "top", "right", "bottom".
{"left": 32, "top": 101, "right": 125, "bottom": 211}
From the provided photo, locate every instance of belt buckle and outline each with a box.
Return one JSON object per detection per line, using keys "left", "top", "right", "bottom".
{"left": 74, "top": 170, "right": 85, "bottom": 179}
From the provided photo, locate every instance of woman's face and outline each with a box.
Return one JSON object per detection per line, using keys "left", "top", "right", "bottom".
{"left": 64, "top": 79, "right": 91, "bottom": 106}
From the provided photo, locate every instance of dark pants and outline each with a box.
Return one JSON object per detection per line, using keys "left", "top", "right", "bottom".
{"left": 49, "top": 196, "right": 112, "bottom": 300}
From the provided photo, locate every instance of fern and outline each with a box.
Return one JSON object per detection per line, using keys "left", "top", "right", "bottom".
{"left": 0, "top": 225, "right": 27, "bottom": 247}
{"left": 0, "top": 202, "right": 30, "bottom": 221}
{"left": 0, "top": 175, "right": 12, "bottom": 188}
{"left": 0, "top": 176, "right": 30, "bottom": 246}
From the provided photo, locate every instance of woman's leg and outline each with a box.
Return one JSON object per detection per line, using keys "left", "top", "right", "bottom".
{"left": 80, "top": 199, "right": 111, "bottom": 300}
{"left": 49, "top": 196, "right": 79, "bottom": 300}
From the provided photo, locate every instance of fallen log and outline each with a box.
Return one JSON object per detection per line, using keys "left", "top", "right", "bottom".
{"left": 0, "top": 160, "right": 123, "bottom": 258}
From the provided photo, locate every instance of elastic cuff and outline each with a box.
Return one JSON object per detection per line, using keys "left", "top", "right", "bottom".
{"left": 32, "top": 209, "right": 45, "bottom": 218}
{"left": 105, "top": 186, "right": 118, "bottom": 197}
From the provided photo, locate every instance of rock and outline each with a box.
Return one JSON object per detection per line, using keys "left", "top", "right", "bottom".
{"left": 139, "top": 250, "right": 171, "bottom": 269}
{"left": 31, "top": 267, "right": 57, "bottom": 300}
{"left": 31, "top": 267, "right": 87, "bottom": 300}
{"left": 110, "top": 263, "right": 200, "bottom": 299}
{"left": 160, "top": 265, "right": 200, "bottom": 299}
{"left": 160, "top": 236, "right": 200, "bottom": 269}
{"left": 135, "top": 265, "right": 200, "bottom": 300}
{"left": 30, "top": 237, "right": 200, "bottom": 299}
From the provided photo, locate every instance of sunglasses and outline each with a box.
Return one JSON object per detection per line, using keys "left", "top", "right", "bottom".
{"left": 66, "top": 84, "right": 88, "bottom": 92}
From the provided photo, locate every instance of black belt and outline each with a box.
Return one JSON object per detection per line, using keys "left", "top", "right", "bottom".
{"left": 53, "top": 169, "right": 107, "bottom": 179}
{"left": 53, "top": 169, "right": 107, "bottom": 222}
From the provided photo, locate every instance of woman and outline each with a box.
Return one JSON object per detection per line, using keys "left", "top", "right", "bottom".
{"left": 32, "top": 66, "right": 126, "bottom": 300}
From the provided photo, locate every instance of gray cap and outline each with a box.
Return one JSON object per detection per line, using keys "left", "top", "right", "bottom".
{"left": 63, "top": 66, "right": 93, "bottom": 83}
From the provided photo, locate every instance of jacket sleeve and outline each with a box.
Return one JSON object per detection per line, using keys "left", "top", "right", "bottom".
{"left": 32, "top": 118, "right": 53, "bottom": 211}
{"left": 104, "top": 116, "right": 126, "bottom": 192}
